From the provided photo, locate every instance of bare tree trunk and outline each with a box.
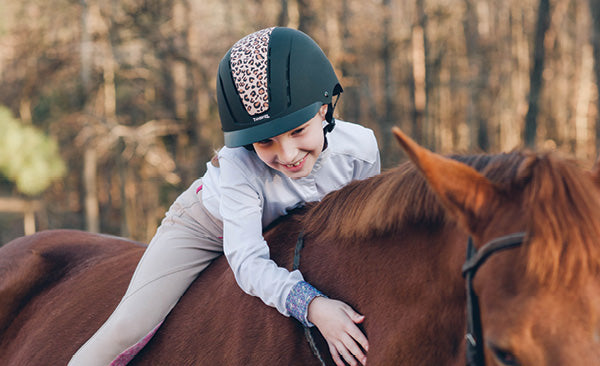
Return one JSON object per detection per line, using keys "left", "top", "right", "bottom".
{"left": 502, "top": 6, "right": 529, "bottom": 151}
{"left": 81, "top": 0, "right": 100, "bottom": 233}
{"left": 117, "top": 140, "right": 130, "bottom": 238}
{"left": 103, "top": 46, "right": 117, "bottom": 120}
{"left": 412, "top": 0, "right": 427, "bottom": 146}
{"left": 337, "top": 0, "right": 363, "bottom": 126}
{"left": 19, "top": 98, "right": 32, "bottom": 124}
{"left": 462, "top": 0, "right": 490, "bottom": 151}
{"left": 574, "top": 44, "right": 593, "bottom": 160}
{"left": 589, "top": 0, "right": 600, "bottom": 152}
{"left": 380, "top": 0, "right": 397, "bottom": 167}
{"left": 296, "top": 0, "right": 317, "bottom": 34}
{"left": 84, "top": 147, "right": 100, "bottom": 233}
{"left": 524, "top": 0, "right": 551, "bottom": 148}
{"left": 182, "top": 1, "right": 197, "bottom": 126}
{"left": 0, "top": 198, "right": 42, "bottom": 236}
{"left": 278, "top": 0, "right": 289, "bottom": 26}
{"left": 80, "top": 0, "right": 92, "bottom": 92}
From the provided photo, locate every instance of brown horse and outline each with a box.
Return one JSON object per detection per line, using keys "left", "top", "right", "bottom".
{"left": 1, "top": 128, "right": 600, "bottom": 365}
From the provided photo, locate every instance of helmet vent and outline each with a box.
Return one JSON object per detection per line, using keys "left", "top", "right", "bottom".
{"left": 230, "top": 27, "right": 274, "bottom": 116}
{"left": 286, "top": 51, "right": 292, "bottom": 107}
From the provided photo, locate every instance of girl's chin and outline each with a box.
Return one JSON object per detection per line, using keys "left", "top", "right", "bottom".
{"left": 281, "top": 168, "right": 309, "bottom": 178}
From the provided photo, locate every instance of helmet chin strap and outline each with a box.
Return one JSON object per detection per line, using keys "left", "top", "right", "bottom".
{"left": 323, "top": 94, "right": 341, "bottom": 134}
{"left": 322, "top": 93, "right": 341, "bottom": 151}
{"left": 323, "top": 118, "right": 335, "bottom": 134}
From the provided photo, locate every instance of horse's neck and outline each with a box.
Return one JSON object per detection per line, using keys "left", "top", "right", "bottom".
{"left": 302, "top": 222, "right": 467, "bottom": 297}
{"left": 298, "top": 223, "right": 468, "bottom": 363}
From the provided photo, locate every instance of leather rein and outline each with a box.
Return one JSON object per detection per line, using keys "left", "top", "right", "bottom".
{"left": 293, "top": 232, "right": 328, "bottom": 366}
{"left": 461, "top": 232, "right": 527, "bottom": 366}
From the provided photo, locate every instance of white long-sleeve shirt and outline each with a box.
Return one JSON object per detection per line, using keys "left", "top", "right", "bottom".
{"left": 200, "top": 120, "right": 380, "bottom": 322}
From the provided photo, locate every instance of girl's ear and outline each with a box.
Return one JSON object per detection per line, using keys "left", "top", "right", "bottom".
{"left": 319, "top": 104, "right": 328, "bottom": 117}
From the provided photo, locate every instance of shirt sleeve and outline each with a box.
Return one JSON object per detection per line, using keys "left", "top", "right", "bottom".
{"left": 285, "top": 281, "right": 325, "bottom": 327}
{"left": 353, "top": 130, "right": 381, "bottom": 180}
{"left": 218, "top": 155, "right": 306, "bottom": 319}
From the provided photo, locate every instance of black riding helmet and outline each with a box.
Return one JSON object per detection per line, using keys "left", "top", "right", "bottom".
{"left": 217, "top": 27, "right": 343, "bottom": 148}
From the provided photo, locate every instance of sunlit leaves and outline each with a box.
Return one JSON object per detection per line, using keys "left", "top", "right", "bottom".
{"left": 0, "top": 106, "right": 65, "bottom": 195}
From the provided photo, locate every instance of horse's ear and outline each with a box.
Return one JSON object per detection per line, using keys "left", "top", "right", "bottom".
{"left": 392, "top": 127, "right": 499, "bottom": 235}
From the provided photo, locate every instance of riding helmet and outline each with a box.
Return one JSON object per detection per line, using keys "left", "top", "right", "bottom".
{"left": 217, "top": 27, "right": 343, "bottom": 148}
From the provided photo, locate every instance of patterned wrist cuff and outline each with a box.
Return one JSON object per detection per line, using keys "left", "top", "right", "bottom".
{"left": 285, "top": 281, "right": 324, "bottom": 327}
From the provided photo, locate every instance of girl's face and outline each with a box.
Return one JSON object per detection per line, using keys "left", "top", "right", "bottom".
{"left": 253, "top": 105, "right": 327, "bottom": 179}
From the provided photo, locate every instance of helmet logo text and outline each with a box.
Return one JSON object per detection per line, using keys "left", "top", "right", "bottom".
{"left": 253, "top": 114, "right": 270, "bottom": 122}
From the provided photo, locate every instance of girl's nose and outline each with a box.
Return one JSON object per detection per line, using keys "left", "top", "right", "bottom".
{"left": 277, "top": 140, "right": 297, "bottom": 164}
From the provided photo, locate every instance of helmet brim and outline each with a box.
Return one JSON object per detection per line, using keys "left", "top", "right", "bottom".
{"left": 223, "top": 102, "right": 322, "bottom": 148}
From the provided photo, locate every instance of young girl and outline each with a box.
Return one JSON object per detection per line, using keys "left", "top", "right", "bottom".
{"left": 70, "top": 27, "right": 380, "bottom": 366}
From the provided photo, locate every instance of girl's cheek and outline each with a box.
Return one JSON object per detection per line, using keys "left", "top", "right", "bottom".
{"left": 257, "top": 150, "right": 277, "bottom": 166}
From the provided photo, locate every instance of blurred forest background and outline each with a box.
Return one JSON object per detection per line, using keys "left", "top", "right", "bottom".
{"left": 0, "top": 0, "right": 599, "bottom": 244}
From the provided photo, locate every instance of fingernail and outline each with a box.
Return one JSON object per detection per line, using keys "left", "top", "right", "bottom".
{"left": 362, "top": 357, "right": 367, "bottom": 365}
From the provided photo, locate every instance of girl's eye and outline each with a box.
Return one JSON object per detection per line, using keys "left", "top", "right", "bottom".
{"left": 256, "top": 139, "right": 272, "bottom": 145}
{"left": 291, "top": 127, "right": 305, "bottom": 135}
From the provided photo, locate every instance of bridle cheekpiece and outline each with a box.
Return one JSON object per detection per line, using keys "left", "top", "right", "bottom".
{"left": 461, "top": 232, "right": 527, "bottom": 366}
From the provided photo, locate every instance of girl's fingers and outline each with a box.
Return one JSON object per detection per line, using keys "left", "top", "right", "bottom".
{"left": 342, "top": 307, "right": 370, "bottom": 352}
{"left": 328, "top": 343, "right": 345, "bottom": 366}
{"left": 341, "top": 305, "right": 365, "bottom": 326}
{"left": 347, "top": 323, "right": 369, "bottom": 353}
{"left": 335, "top": 340, "right": 359, "bottom": 366}
{"left": 340, "top": 333, "right": 367, "bottom": 365}
{"left": 351, "top": 312, "right": 365, "bottom": 323}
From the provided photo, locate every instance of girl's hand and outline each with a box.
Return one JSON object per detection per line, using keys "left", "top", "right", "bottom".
{"left": 307, "top": 297, "right": 369, "bottom": 366}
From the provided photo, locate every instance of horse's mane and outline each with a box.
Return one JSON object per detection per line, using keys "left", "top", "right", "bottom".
{"left": 519, "top": 151, "right": 600, "bottom": 286}
{"left": 301, "top": 153, "right": 516, "bottom": 241}
{"left": 302, "top": 150, "right": 600, "bottom": 287}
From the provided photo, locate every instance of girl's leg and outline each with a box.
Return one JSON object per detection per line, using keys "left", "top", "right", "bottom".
{"left": 69, "top": 180, "right": 222, "bottom": 366}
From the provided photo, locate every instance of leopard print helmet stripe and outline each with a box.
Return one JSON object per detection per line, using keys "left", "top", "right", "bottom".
{"left": 229, "top": 27, "right": 274, "bottom": 116}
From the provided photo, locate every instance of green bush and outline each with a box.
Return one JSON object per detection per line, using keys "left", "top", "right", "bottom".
{"left": 0, "top": 106, "right": 66, "bottom": 195}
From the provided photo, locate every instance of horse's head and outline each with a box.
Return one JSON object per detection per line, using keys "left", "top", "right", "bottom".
{"left": 393, "top": 127, "right": 600, "bottom": 365}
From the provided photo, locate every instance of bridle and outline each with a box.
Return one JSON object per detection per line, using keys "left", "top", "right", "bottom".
{"left": 293, "top": 232, "right": 328, "bottom": 366}
{"left": 461, "top": 232, "right": 527, "bottom": 366}
{"left": 294, "top": 230, "right": 527, "bottom": 366}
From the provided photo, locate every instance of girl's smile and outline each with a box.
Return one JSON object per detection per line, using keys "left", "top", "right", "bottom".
{"left": 253, "top": 105, "right": 327, "bottom": 179}
{"left": 278, "top": 153, "right": 308, "bottom": 172}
